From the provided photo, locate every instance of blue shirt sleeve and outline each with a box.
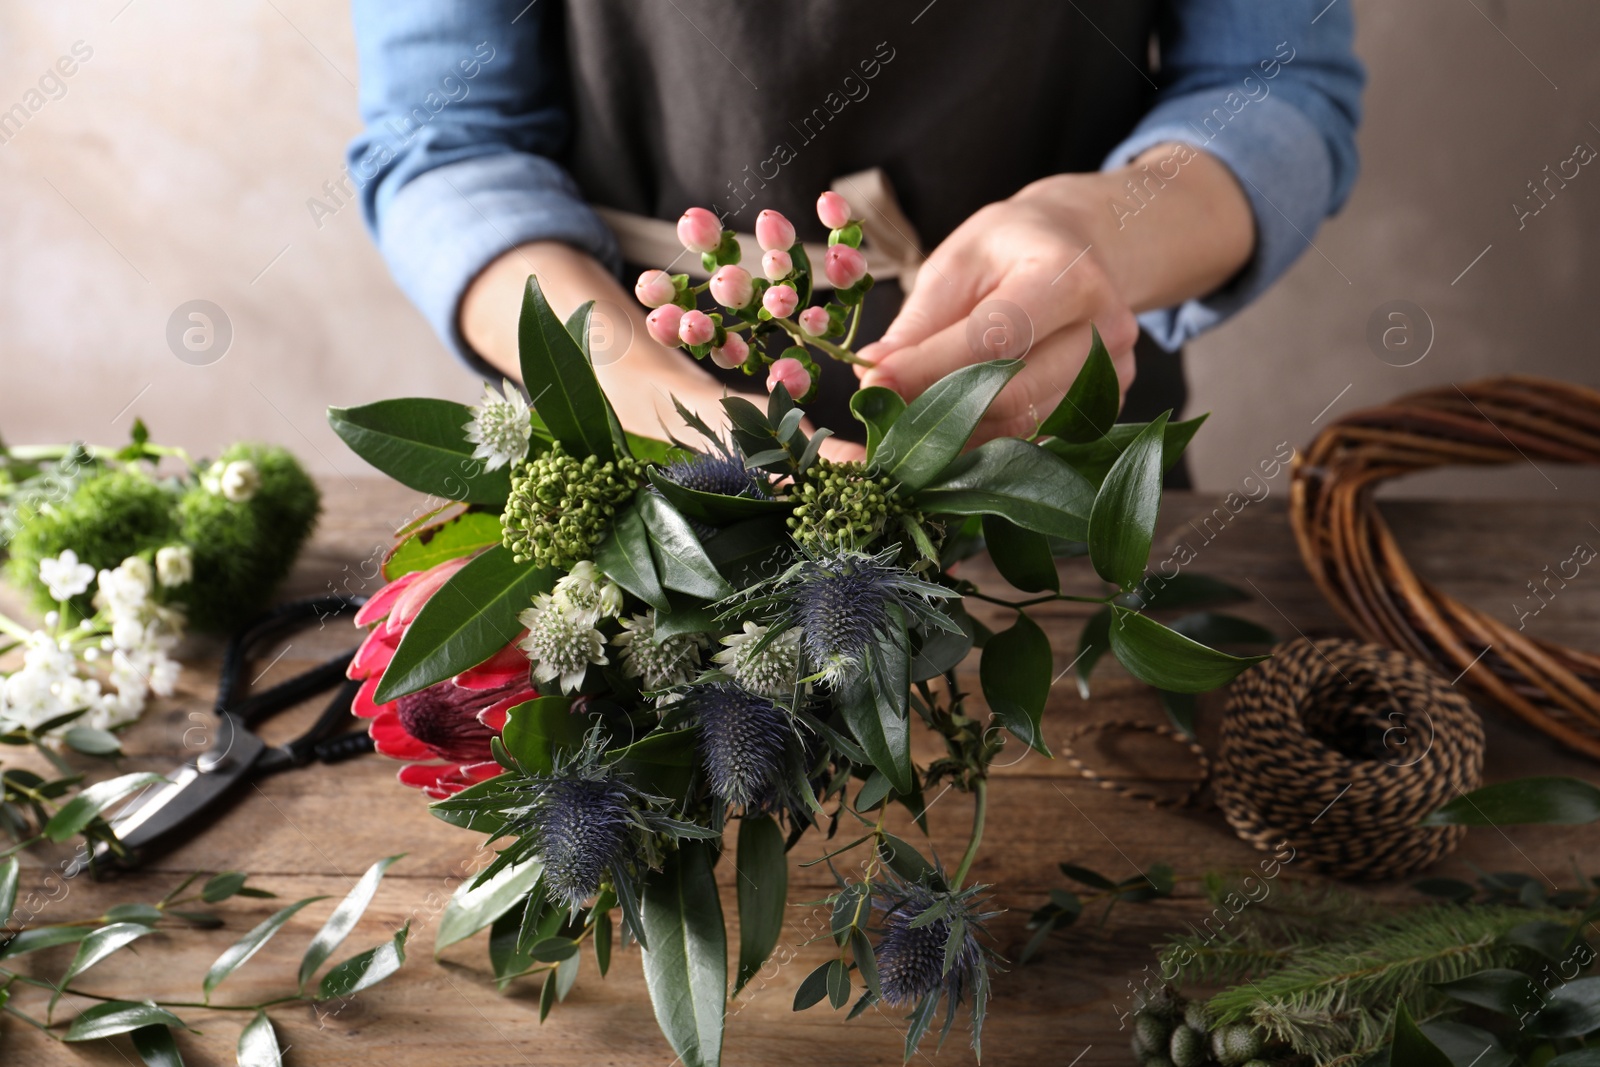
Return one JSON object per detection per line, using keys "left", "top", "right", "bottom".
{"left": 1104, "top": 0, "right": 1366, "bottom": 350}
{"left": 347, "top": 0, "right": 620, "bottom": 374}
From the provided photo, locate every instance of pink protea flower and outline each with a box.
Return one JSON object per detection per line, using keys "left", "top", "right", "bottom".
{"left": 763, "top": 284, "right": 800, "bottom": 319}
{"left": 710, "top": 332, "right": 749, "bottom": 369}
{"left": 679, "top": 309, "right": 716, "bottom": 346}
{"left": 816, "top": 191, "right": 852, "bottom": 230}
{"left": 709, "top": 264, "right": 754, "bottom": 310}
{"left": 646, "top": 304, "right": 685, "bottom": 347}
{"left": 798, "top": 306, "right": 832, "bottom": 337}
{"left": 762, "top": 249, "right": 793, "bottom": 281}
{"left": 349, "top": 557, "right": 536, "bottom": 799}
{"left": 824, "top": 244, "right": 868, "bottom": 289}
{"left": 755, "top": 209, "right": 796, "bottom": 252}
{"left": 634, "top": 269, "right": 676, "bottom": 308}
{"left": 767, "top": 357, "right": 811, "bottom": 399}
{"left": 677, "top": 206, "right": 723, "bottom": 254}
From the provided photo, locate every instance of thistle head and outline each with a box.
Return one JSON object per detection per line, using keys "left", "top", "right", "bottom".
{"left": 661, "top": 450, "right": 769, "bottom": 500}
{"left": 526, "top": 771, "right": 637, "bottom": 909}
{"left": 689, "top": 681, "right": 792, "bottom": 812}
{"left": 873, "top": 879, "right": 993, "bottom": 1011}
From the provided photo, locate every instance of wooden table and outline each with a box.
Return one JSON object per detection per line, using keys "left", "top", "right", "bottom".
{"left": 4, "top": 483, "right": 1597, "bottom": 1066}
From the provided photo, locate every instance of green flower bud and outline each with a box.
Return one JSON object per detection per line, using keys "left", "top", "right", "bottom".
{"left": 502, "top": 441, "right": 642, "bottom": 571}
{"left": 1169, "top": 1025, "right": 1205, "bottom": 1067}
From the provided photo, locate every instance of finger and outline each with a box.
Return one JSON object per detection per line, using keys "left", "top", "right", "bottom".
{"left": 856, "top": 235, "right": 983, "bottom": 365}
{"left": 818, "top": 437, "right": 867, "bottom": 463}
{"left": 969, "top": 318, "right": 1139, "bottom": 446}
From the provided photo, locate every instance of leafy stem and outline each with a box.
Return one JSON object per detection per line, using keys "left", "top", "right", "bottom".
{"left": 772, "top": 318, "right": 873, "bottom": 367}
{"left": 951, "top": 778, "right": 988, "bottom": 889}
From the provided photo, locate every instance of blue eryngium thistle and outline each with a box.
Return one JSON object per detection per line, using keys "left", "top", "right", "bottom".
{"left": 689, "top": 682, "right": 791, "bottom": 811}
{"left": 873, "top": 877, "right": 997, "bottom": 1055}
{"left": 527, "top": 774, "right": 635, "bottom": 908}
{"left": 662, "top": 450, "right": 770, "bottom": 499}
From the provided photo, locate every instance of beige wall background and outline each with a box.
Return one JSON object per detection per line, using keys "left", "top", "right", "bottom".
{"left": 2, "top": 0, "right": 1597, "bottom": 498}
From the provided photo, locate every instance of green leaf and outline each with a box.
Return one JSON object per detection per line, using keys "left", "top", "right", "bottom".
{"left": 1532, "top": 976, "right": 1600, "bottom": 1039}
{"left": 1424, "top": 776, "right": 1600, "bottom": 827}
{"left": 838, "top": 645, "right": 913, "bottom": 795}
{"left": 826, "top": 957, "right": 851, "bottom": 1009}
{"left": 1550, "top": 1051, "right": 1600, "bottom": 1066}
{"left": 849, "top": 927, "right": 882, "bottom": 1001}
{"left": 641, "top": 840, "right": 727, "bottom": 1067}
{"left": 871, "top": 360, "right": 1022, "bottom": 491}
{"left": 64, "top": 726, "right": 121, "bottom": 756}
{"left": 638, "top": 493, "right": 734, "bottom": 600}
{"left": 1107, "top": 609, "right": 1267, "bottom": 694}
{"left": 1418, "top": 1021, "right": 1515, "bottom": 1067}
{"left": 979, "top": 611, "right": 1053, "bottom": 756}
{"left": 54, "top": 923, "right": 157, "bottom": 1011}
{"left": 205, "top": 897, "right": 328, "bottom": 998}
{"left": 1073, "top": 607, "right": 1113, "bottom": 699}
{"left": 131, "top": 1024, "right": 184, "bottom": 1067}
{"left": 530, "top": 936, "right": 580, "bottom": 963}
{"left": 374, "top": 545, "right": 555, "bottom": 703}
{"left": 1043, "top": 414, "right": 1207, "bottom": 486}
{"left": 611, "top": 728, "right": 698, "bottom": 801}
{"left": 594, "top": 910, "right": 613, "bottom": 976}
{"left": 734, "top": 815, "right": 787, "bottom": 995}
{"left": 237, "top": 1011, "right": 282, "bottom": 1067}
{"left": 981, "top": 515, "right": 1058, "bottom": 593}
{"left": 1158, "top": 690, "right": 1198, "bottom": 736}
{"left": 317, "top": 923, "right": 410, "bottom": 1000}
{"left": 1037, "top": 324, "right": 1120, "bottom": 443}
{"left": 654, "top": 596, "right": 719, "bottom": 640}
{"left": 700, "top": 516, "right": 790, "bottom": 588}
{"left": 1088, "top": 412, "right": 1168, "bottom": 590}
{"left": 850, "top": 386, "right": 906, "bottom": 462}
{"left": 104, "top": 903, "right": 165, "bottom": 926}
{"left": 913, "top": 437, "right": 1094, "bottom": 541}
{"left": 878, "top": 835, "right": 941, "bottom": 888}
{"left": 1127, "top": 572, "right": 1248, "bottom": 611}
{"left": 298, "top": 854, "right": 403, "bottom": 994}
{"left": 910, "top": 609, "right": 976, "bottom": 682}
{"left": 1390, "top": 1000, "right": 1455, "bottom": 1067}
{"left": 383, "top": 511, "right": 504, "bottom": 581}
{"left": 64, "top": 1002, "right": 188, "bottom": 1042}
{"left": 1164, "top": 612, "right": 1275, "bottom": 647}
{"left": 595, "top": 500, "right": 669, "bottom": 611}
{"left": 647, "top": 469, "right": 790, "bottom": 525}
{"left": 500, "top": 696, "right": 586, "bottom": 775}
{"left": 794, "top": 960, "right": 831, "bottom": 1011}
{"left": 44, "top": 772, "right": 165, "bottom": 842}
{"left": 518, "top": 276, "right": 614, "bottom": 461}
{"left": 328, "top": 399, "right": 512, "bottom": 506}
{"left": 0, "top": 856, "right": 17, "bottom": 926}
{"left": 436, "top": 860, "right": 543, "bottom": 953}
{"left": 202, "top": 871, "right": 250, "bottom": 903}
{"left": 1435, "top": 968, "right": 1539, "bottom": 1015}
{"left": 0, "top": 925, "right": 92, "bottom": 959}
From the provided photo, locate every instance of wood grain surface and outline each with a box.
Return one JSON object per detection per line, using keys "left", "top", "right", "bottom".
{"left": 3, "top": 481, "right": 1596, "bottom": 1067}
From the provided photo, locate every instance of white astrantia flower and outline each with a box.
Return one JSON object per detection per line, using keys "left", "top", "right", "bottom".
{"left": 463, "top": 378, "right": 534, "bottom": 472}
{"left": 517, "top": 593, "right": 608, "bottom": 693}
{"left": 552, "top": 561, "right": 624, "bottom": 624}
{"left": 712, "top": 622, "right": 802, "bottom": 698}
{"left": 155, "top": 544, "right": 194, "bottom": 588}
{"left": 38, "top": 550, "right": 96, "bottom": 601}
{"left": 614, "top": 611, "right": 708, "bottom": 701}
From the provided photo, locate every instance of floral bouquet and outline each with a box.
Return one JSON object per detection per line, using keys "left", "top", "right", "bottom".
{"left": 328, "top": 196, "right": 1263, "bottom": 1065}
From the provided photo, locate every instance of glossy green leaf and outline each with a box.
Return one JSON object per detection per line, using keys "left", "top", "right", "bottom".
{"left": 871, "top": 360, "right": 1022, "bottom": 490}
{"left": 1550, "top": 1051, "right": 1600, "bottom": 1066}
{"left": 654, "top": 596, "right": 719, "bottom": 640}
{"left": 1424, "top": 776, "right": 1600, "bottom": 827}
{"left": 700, "top": 516, "right": 790, "bottom": 588}
{"left": 641, "top": 841, "right": 727, "bottom": 1067}
{"left": 104, "top": 903, "right": 163, "bottom": 926}
{"left": 54, "top": 923, "right": 156, "bottom": 1011}
{"left": 982, "top": 515, "right": 1059, "bottom": 593}
{"left": 1390, "top": 1000, "right": 1455, "bottom": 1067}
{"left": 980, "top": 611, "right": 1053, "bottom": 756}
{"left": 1165, "top": 612, "right": 1275, "bottom": 647}
{"left": 1088, "top": 412, "right": 1168, "bottom": 590}
{"left": 202, "top": 871, "right": 250, "bottom": 903}
{"left": 566, "top": 299, "right": 632, "bottom": 456}
{"left": 298, "top": 854, "right": 403, "bottom": 994}
{"left": 594, "top": 910, "right": 613, "bottom": 976}
{"left": 734, "top": 815, "right": 787, "bottom": 995}
{"left": 555, "top": 950, "right": 581, "bottom": 1001}
{"left": 611, "top": 728, "right": 698, "bottom": 800}
{"left": 530, "top": 936, "right": 580, "bottom": 963}
{"left": 1126, "top": 571, "right": 1248, "bottom": 611}
{"left": 1159, "top": 690, "right": 1198, "bottom": 736}
{"left": 913, "top": 437, "right": 1094, "bottom": 540}
{"left": 878, "top": 835, "right": 940, "bottom": 889}
{"left": 1532, "top": 977, "right": 1600, "bottom": 1039}
{"left": 237, "top": 1010, "right": 282, "bottom": 1067}
{"left": 0, "top": 856, "right": 16, "bottom": 926}
{"left": 1043, "top": 414, "right": 1207, "bottom": 486}
{"left": 1417, "top": 1021, "right": 1515, "bottom": 1067}
{"left": 44, "top": 772, "right": 165, "bottom": 842}
{"left": 910, "top": 609, "right": 976, "bottom": 682}
{"left": 838, "top": 642, "right": 913, "bottom": 795}
{"left": 64, "top": 1002, "right": 188, "bottom": 1042}
{"left": 131, "top": 1024, "right": 184, "bottom": 1067}
{"left": 850, "top": 386, "right": 906, "bottom": 462}
{"left": 374, "top": 545, "right": 555, "bottom": 703}
{"left": 328, "top": 399, "right": 512, "bottom": 506}
{"left": 595, "top": 499, "right": 669, "bottom": 611}
{"left": 794, "top": 960, "right": 831, "bottom": 1011}
{"left": 518, "top": 276, "right": 614, "bottom": 461}
{"left": 436, "top": 860, "right": 542, "bottom": 953}
{"left": 500, "top": 696, "right": 587, "bottom": 776}
{"left": 205, "top": 897, "right": 328, "bottom": 998}
{"left": 383, "top": 511, "right": 504, "bottom": 581}
{"left": 1435, "top": 968, "right": 1538, "bottom": 1015}
{"left": 0, "top": 925, "right": 92, "bottom": 959}
{"left": 1037, "top": 324, "right": 1120, "bottom": 443}
{"left": 1107, "top": 609, "right": 1267, "bottom": 693}
{"left": 638, "top": 493, "right": 734, "bottom": 600}
{"left": 317, "top": 923, "right": 410, "bottom": 1000}
{"left": 64, "top": 726, "right": 121, "bottom": 756}
{"left": 1073, "top": 607, "right": 1112, "bottom": 699}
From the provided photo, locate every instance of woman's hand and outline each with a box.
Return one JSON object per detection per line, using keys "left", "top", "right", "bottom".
{"left": 857, "top": 143, "right": 1255, "bottom": 443}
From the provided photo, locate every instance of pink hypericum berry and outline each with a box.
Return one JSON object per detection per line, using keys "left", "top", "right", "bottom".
{"left": 767, "top": 357, "right": 812, "bottom": 399}
{"left": 709, "top": 264, "right": 754, "bottom": 309}
{"left": 762, "top": 284, "right": 800, "bottom": 319}
{"left": 710, "top": 332, "right": 749, "bottom": 369}
{"left": 755, "top": 209, "right": 796, "bottom": 252}
{"left": 676, "top": 207, "right": 723, "bottom": 254}
{"left": 762, "top": 249, "right": 793, "bottom": 281}
{"left": 798, "top": 306, "right": 832, "bottom": 337}
{"left": 678, "top": 309, "right": 716, "bottom": 347}
{"left": 824, "top": 244, "right": 868, "bottom": 289}
{"left": 646, "top": 305, "right": 685, "bottom": 347}
{"left": 634, "top": 269, "right": 676, "bottom": 309}
{"left": 816, "top": 191, "right": 851, "bottom": 230}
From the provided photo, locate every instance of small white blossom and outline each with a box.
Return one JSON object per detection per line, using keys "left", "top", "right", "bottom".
{"left": 155, "top": 544, "right": 194, "bottom": 587}
{"left": 38, "top": 550, "right": 96, "bottom": 601}
{"left": 552, "top": 561, "right": 624, "bottom": 624}
{"left": 464, "top": 379, "right": 534, "bottom": 472}
{"left": 218, "top": 460, "right": 261, "bottom": 503}
{"left": 712, "top": 622, "right": 802, "bottom": 698}
{"left": 614, "top": 611, "right": 708, "bottom": 702}
{"left": 517, "top": 593, "right": 608, "bottom": 693}
{"left": 94, "top": 558, "right": 152, "bottom": 616}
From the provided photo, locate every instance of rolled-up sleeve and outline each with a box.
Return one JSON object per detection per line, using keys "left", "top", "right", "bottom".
{"left": 1104, "top": 0, "right": 1365, "bottom": 349}
{"left": 348, "top": 0, "right": 620, "bottom": 373}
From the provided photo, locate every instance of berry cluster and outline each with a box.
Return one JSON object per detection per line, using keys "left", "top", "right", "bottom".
{"left": 633, "top": 191, "right": 875, "bottom": 403}
{"left": 501, "top": 441, "right": 643, "bottom": 571}
{"left": 1131, "top": 990, "right": 1271, "bottom": 1067}
{"left": 786, "top": 457, "right": 909, "bottom": 553}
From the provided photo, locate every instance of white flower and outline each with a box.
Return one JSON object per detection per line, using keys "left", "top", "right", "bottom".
{"left": 38, "top": 550, "right": 97, "bottom": 601}
{"left": 614, "top": 611, "right": 708, "bottom": 701}
{"left": 0, "top": 632, "right": 87, "bottom": 732}
{"left": 552, "top": 561, "right": 624, "bottom": 624}
{"left": 94, "top": 558, "right": 152, "bottom": 616}
{"left": 463, "top": 379, "right": 534, "bottom": 472}
{"left": 155, "top": 544, "right": 194, "bottom": 587}
{"left": 218, "top": 460, "right": 261, "bottom": 503}
{"left": 712, "top": 622, "right": 802, "bottom": 698}
{"left": 516, "top": 593, "right": 608, "bottom": 693}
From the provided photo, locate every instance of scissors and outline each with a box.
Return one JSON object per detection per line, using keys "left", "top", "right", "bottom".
{"left": 82, "top": 594, "right": 374, "bottom": 876}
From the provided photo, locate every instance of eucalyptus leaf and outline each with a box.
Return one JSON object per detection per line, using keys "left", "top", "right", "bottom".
{"left": 1037, "top": 324, "right": 1120, "bottom": 443}
{"left": 317, "top": 923, "right": 410, "bottom": 1000}
{"left": 794, "top": 960, "right": 831, "bottom": 1011}
{"left": 64, "top": 726, "right": 121, "bottom": 757}
{"left": 328, "top": 399, "right": 511, "bottom": 506}
{"left": 872, "top": 360, "right": 1021, "bottom": 491}
{"left": 981, "top": 515, "right": 1059, "bottom": 593}
{"left": 1107, "top": 609, "right": 1267, "bottom": 693}
{"left": 202, "top": 871, "right": 250, "bottom": 903}
{"left": 44, "top": 772, "right": 165, "bottom": 842}
{"left": 979, "top": 611, "right": 1053, "bottom": 756}
{"left": 734, "top": 815, "right": 787, "bottom": 995}
{"left": 641, "top": 841, "right": 727, "bottom": 1067}
{"left": 237, "top": 1010, "right": 283, "bottom": 1067}
{"left": 298, "top": 854, "right": 404, "bottom": 993}
{"left": 1087, "top": 412, "right": 1168, "bottom": 590}
{"left": 205, "top": 897, "right": 328, "bottom": 998}
{"left": 1424, "top": 776, "right": 1600, "bottom": 827}
{"left": 517, "top": 276, "right": 614, "bottom": 461}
